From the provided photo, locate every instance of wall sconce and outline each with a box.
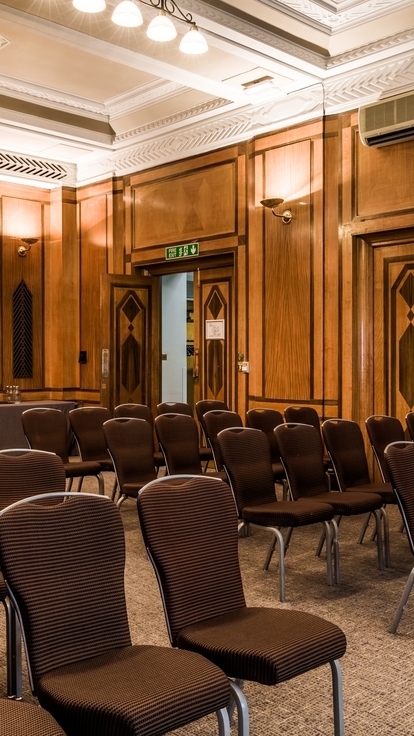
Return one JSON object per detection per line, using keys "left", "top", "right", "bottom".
{"left": 18, "top": 238, "right": 38, "bottom": 257}
{"left": 260, "top": 198, "right": 292, "bottom": 224}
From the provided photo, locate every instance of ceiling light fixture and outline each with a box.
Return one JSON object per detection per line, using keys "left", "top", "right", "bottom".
{"left": 73, "top": 0, "right": 208, "bottom": 54}
{"left": 260, "top": 198, "right": 293, "bottom": 224}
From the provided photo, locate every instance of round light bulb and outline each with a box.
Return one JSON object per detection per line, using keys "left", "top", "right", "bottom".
{"left": 112, "top": 0, "right": 143, "bottom": 26}
{"left": 73, "top": 0, "right": 106, "bottom": 12}
{"left": 179, "top": 24, "right": 208, "bottom": 54}
{"left": 146, "top": 11, "right": 177, "bottom": 42}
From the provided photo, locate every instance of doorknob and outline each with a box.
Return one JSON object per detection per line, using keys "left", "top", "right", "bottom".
{"left": 193, "top": 348, "right": 199, "bottom": 381}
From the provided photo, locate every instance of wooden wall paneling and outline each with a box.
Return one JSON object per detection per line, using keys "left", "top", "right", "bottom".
{"left": 247, "top": 147, "right": 265, "bottom": 401}
{"left": 61, "top": 187, "right": 79, "bottom": 393}
{"left": 132, "top": 161, "right": 237, "bottom": 249}
{"left": 236, "top": 146, "right": 247, "bottom": 417}
{"left": 1, "top": 194, "right": 45, "bottom": 390}
{"left": 323, "top": 117, "right": 340, "bottom": 418}
{"left": 311, "top": 133, "right": 324, "bottom": 401}
{"left": 112, "top": 177, "right": 124, "bottom": 275}
{"left": 263, "top": 139, "right": 312, "bottom": 400}
{"left": 357, "top": 138, "right": 414, "bottom": 218}
{"left": 124, "top": 179, "right": 132, "bottom": 275}
{"left": 44, "top": 189, "right": 63, "bottom": 392}
{"left": 78, "top": 185, "right": 111, "bottom": 396}
{"left": 352, "top": 237, "right": 374, "bottom": 426}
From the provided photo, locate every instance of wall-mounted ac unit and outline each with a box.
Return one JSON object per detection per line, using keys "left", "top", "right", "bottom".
{"left": 359, "top": 91, "right": 414, "bottom": 147}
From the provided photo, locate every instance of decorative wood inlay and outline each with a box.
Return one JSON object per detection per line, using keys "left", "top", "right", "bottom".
{"left": 132, "top": 162, "right": 236, "bottom": 248}
{"left": 12, "top": 280, "right": 33, "bottom": 378}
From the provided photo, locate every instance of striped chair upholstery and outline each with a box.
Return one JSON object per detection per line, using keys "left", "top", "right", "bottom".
{"left": 138, "top": 475, "right": 347, "bottom": 736}
{"left": 384, "top": 441, "right": 414, "bottom": 633}
{"left": 103, "top": 417, "right": 157, "bottom": 507}
{"left": 217, "top": 427, "right": 337, "bottom": 599}
{"left": 0, "top": 699, "right": 67, "bottom": 736}
{"left": 0, "top": 493, "right": 231, "bottom": 736}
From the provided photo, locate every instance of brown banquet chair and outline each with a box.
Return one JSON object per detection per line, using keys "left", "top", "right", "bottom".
{"left": 154, "top": 413, "right": 226, "bottom": 481}
{"left": 114, "top": 403, "right": 165, "bottom": 471}
{"left": 0, "top": 492, "right": 232, "bottom": 736}
{"left": 0, "top": 698, "right": 67, "bottom": 736}
{"left": 103, "top": 417, "right": 157, "bottom": 507}
{"left": 157, "top": 401, "right": 213, "bottom": 467}
{"left": 138, "top": 474, "right": 346, "bottom": 736}
{"left": 246, "top": 408, "right": 287, "bottom": 497}
{"left": 203, "top": 409, "right": 243, "bottom": 472}
{"left": 217, "top": 426, "right": 338, "bottom": 600}
{"left": 22, "top": 407, "right": 104, "bottom": 495}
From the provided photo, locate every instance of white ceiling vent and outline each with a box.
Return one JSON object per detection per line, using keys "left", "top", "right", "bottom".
{"left": 359, "top": 91, "right": 414, "bottom": 147}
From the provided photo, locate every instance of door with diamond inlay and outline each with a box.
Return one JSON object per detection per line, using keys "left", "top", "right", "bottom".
{"left": 100, "top": 274, "right": 160, "bottom": 414}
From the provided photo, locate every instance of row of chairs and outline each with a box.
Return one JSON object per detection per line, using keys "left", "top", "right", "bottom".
{"left": 0, "top": 478, "right": 347, "bottom": 736}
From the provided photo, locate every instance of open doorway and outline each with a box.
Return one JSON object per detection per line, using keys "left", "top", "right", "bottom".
{"left": 161, "top": 272, "right": 195, "bottom": 409}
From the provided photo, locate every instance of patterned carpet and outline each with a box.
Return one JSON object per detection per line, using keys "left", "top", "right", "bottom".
{"left": 1, "top": 473, "right": 414, "bottom": 735}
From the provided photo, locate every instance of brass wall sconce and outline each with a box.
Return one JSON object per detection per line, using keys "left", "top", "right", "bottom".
{"left": 18, "top": 238, "right": 38, "bottom": 257}
{"left": 260, "top": 198, "right": 292, "bottom": 224}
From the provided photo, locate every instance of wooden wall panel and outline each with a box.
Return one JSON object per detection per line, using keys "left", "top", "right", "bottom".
{"left": 78, "top": 188, "right": 110, "bottom": 393}
{"left": 357, "top": 139, "right": 414, "bottom": 218}
{"left": 1, "top": 193, "right": 45, "bottom": 391}
{"left": 132, "top": 162, "right": 236, "bottom": 249}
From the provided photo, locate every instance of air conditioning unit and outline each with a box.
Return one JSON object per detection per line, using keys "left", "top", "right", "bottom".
{"left": 359, "top": 91, "right": 414, "bottom": 147}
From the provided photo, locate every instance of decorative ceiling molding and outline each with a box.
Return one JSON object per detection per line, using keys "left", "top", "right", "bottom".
{"left": 258, "top": 0, "right": 412, "bottom": 30}
{"left": 0, "top": 34, "right": 9, "bottom": 50}
{"left": 0, "top": 150, "right": 75, "bottom": 185}
{"left": 106, "top": 81, "right": 187, "bottom": 119}
{"left": 324, "top": 52, "right": 414, "bottom": 110}
{"left": 77, "top": 86, "right": 323, "bottom": 184}
{"left": 114, "top": 98, "right": 232, "bottom": 142}
{"left": 327, "top": 27, "right": 414, "bottom": 67}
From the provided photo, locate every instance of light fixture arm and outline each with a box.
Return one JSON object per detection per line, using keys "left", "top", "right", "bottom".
{"left": 260, "top": 198, "right": 293, "bottom": 224}
{"left": 18, "top": 238, "right": 38, "bottom": 257}
{"left": 139, "top": 0, "right": 193, "bottom": 24}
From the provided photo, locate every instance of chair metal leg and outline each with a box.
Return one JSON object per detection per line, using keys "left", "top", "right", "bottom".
{"left": 331, "top": 518, "right": 340, "bottom": 585}
{"left": 3, "top": 597, "right": 22, "bottom": 699}
{"left": 96, "top": 472, "right": 105, "bottom": 496}
{"left": 324, "top": 520, "right": 333, "bottom": 586}
{"left": 257, "top": 525, "right": 286, "bottom": 602}
{"left": 316, "top": 526, "right": 326, "bottom": 557}
{"left": 381, "top": 507, "right": 391, "bottom": 568}
{"left": 228, "top": 680, "right": 249, "bottom": 736}
{"left": 357, "top": 511, "right": 371, "bottom": 544}
{"left": 330, "top": 659, "right": 345, "bottom": 736}
{"left": 77, "top": 477, "right": 84, "bottom": 493}
{"left": 111, "top": 478, "right": 119, "bottom": 501}
{"left": 216, "top": 706, "right": 231, "bottom": 736}
{"left": 390, "top": 566, "right": 414, "bottom": 633}
{"left": 373, "top": 509, "right": 384, "bottom": 570}
{"left": 65, "top": 477, "right": 74, "bottom": 492}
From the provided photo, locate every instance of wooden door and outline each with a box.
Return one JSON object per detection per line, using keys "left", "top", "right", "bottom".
{"left": 100, "top": 274, "right": 160, "bottom": 414}
{"left": 193, "top": 266, "right": 235, "bottom": 409}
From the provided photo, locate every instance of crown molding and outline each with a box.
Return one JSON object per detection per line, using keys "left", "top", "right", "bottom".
{"left": 0, "top": 150, "right": 75, "bottom": 186}
{"left": 257, "top": 0, "right": 413, "bottom": 31}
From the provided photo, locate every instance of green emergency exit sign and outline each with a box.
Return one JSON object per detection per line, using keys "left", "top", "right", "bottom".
{"left": 165, "top": 243, "right": 199, "bottom": 260}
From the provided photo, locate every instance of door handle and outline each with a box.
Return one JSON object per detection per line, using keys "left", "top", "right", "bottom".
{"left": 193, "top": 348, "right": 199, "bottom": 381}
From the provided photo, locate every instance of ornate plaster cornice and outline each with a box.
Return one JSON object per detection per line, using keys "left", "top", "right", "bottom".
{"left": 114, "top": 98, "right": 231, "bottom": 142}
{"left": 0, "top": 34, "right": 10, "bottom": 50}
{"left": 256, "top": 0, "right": 412, "bottom": 31}
{"left": 0, "top": 150, "right": 75, "bottom": 186}
{"left": 327, "top": 28, "right": 414, "bottom": 67}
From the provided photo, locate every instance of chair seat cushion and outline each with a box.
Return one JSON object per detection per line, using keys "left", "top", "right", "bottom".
{"left": 97, "top": 459, "right": 114, "bottom": 472}
{"left": 0, "top": 699, "right": 67, "bottom": 736}
{"left": 37, "top": 645, "right": 230, "bottom": 736}
{"left": 345, "top": 482, "right": 395, "bottom": 504}
{"left": 178, "top": 606, "right": 346, "bottom": 685}
{"left": 242, "top": 499, "right": 334, "bottom": 527}
{"left": 312, "top": 491, "right": 384, "bottom": 514}
{"left": 199, "top": 447, "right": 213, "bottom": 461}
{"left": 63, "top": 461, "right": 102, "bottom": 478}
{"left": 271, "top": 462, "right": 285, "bottom": 480}
{"left": 122, "top": 482, "right": 152, "bottom": 498}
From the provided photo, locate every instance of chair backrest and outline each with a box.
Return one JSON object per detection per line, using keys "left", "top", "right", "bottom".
{"left": 245, "top": 408, "right": 284, "bottom": 463}
{"left": 69, "top": 406, "right": 112, "bottom": 462}
{"left": 157, "top": 402, "right": 193, "bottom": 417}
{"left": 154, "top": 414, "right": 202, "bottom": 474}
{"left": 137, "top": 476, "right": 246, "bottom": 646}
{"left": 275, "top": 423, "right": 328, "bottom": 499}
{"left": 103, "top": 418, "right": 157, "bottom": 492}
{"left": 322, "top": 418, "right": 371, "bottom": 490}
{"left": 0, "top": 493, "right": 131, "bottom": 689}
{"left": 114, "top": 403, "right": 154, "bottom": 428}
{"left": 217, "top": 426, "right": 277, "bottom": 512}
{"left": 21, "top": 408, "right": 71, "bottom": 463}
{"left": 384, "top": 441, "right": 414, "bottom": 556}
{"left": 405, "top": 411, "right": 414, "bottom": 441}
{"left": 0, "top": 450, "right": 66, "bottom": 511}
{"left": 203, "top": 410, "right": 243, "bottom": 471}
{"left": 284, "top": 405, "right": 321, "bottom": 431}
{"left": 366, "top": 414, "right": 405, "bottom": 482}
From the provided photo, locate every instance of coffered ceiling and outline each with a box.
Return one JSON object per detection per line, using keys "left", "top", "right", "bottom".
{"left": 0, "top": 0, "right": 413, "bottom": 185}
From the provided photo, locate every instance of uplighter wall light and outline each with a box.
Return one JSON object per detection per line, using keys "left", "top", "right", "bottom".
{"left": 260, "top": 198, "right": 293, "bottom": 224}
{"left": 18, "top": 238, "right": 38, "bottom": 257}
